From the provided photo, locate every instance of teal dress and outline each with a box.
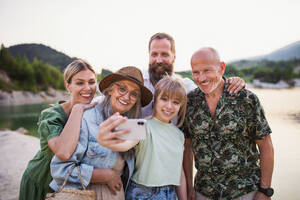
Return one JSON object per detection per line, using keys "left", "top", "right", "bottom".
{"left": 19, "top": 104, "right": 68, "bottom": 200}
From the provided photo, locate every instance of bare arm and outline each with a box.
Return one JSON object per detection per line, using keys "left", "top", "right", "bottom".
{"left": 254, "top": 134, "right": 274, "bottom": 200}
{"left": 227, "top": 77, "right": 246, "bottom": 94}
{"left": 176, "top": 166, "right": 187, "bottom": 200}
{"left": 48, "top": 103, "right": 96, "bottom": 161}
{"left": 90, "top": 168, "right": 123, "bottom": 195}
{"left": 183, "top": 138, "right": 195, "bottom": 200}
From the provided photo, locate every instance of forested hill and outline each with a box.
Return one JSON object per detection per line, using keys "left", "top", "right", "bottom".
{"left": 8, "top": 43, "right": 77, "bottom": 71}
{"left": 0, "top": 44, "right": 113, "bottom": 93}
{"left": 0, "top": 45, "right": 65, "bottom": 92}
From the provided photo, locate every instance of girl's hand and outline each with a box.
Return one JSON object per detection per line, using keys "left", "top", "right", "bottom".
{"left": 106, "top": 169, "right": 123, "bottom": 195}
{"left": 97, "top": 113, "right": 130, "bottom": 148}
{"left": 227, "top": 77, "right": 246, "bottom": 94}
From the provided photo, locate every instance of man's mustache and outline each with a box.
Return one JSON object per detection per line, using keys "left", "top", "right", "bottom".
{"left": 149, "top": 63, "right": 173, "bottom": 74}
{"left": 150, "top": 63, "right": 168, "bottom": 69}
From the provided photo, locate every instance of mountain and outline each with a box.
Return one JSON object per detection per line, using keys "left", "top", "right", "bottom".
{"left": 8, "top": 43, "right": 77, "bottom": 71}
{"left": 251, "top": 41, "right": 300, "bottom": 61}
{"left": 230, "top": 40, "right": 300, "bottom": 67}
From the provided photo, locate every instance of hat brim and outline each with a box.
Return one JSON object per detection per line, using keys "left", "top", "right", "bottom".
{"left": 99, "top": 74, "right": 153, "bottom": 107}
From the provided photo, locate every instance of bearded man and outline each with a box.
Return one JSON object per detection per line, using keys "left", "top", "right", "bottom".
{"left": 142, "top": 33, "right": 245, "bottom": 118}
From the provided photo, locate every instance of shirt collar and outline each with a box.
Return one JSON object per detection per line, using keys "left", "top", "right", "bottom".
{"left": 142, "top": 70, "right": 150, "bottom": 80}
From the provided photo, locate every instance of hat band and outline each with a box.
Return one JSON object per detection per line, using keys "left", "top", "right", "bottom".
{"left": 126, "top": 75, "right": 142, "bottom": 85}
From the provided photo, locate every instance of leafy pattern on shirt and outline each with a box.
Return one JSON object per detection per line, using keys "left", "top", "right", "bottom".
{"left": 181, "top": 80, "right": 271, "bottom": 200}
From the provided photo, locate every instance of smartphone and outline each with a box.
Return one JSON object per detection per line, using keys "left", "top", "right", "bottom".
{"left": 115, "top": 119, "right": 147, "bottom": 140}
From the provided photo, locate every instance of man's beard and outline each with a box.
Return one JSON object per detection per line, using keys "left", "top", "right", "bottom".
{"left": 148, "top": 63, "right": 174, "bottom": 86}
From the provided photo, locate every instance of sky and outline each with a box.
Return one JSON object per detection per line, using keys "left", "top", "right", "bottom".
{"left": 1, "top": 0, "right": 300, "bottom": 73}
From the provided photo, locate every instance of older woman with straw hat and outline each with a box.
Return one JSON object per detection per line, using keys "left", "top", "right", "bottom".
{"left": 49, "top": 66, "right": 153, "bottom": 200}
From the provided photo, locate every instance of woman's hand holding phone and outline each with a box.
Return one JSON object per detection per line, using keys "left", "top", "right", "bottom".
{"left": 97, "top": 113, "right": 130, "bottom": 148}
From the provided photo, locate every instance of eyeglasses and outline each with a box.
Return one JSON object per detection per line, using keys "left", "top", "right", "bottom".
{"left": 114, "top": 83, "right": 140, "bottom": 101}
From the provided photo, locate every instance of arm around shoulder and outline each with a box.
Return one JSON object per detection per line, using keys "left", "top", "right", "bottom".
{"left": 48, "top": 105, "right": 85, "bottom": 160}
{"left": 48, "top": 103, "right": 96, "bottom": 161}
{"left": 50, "top": 114, "right": 94, "bottom": 190}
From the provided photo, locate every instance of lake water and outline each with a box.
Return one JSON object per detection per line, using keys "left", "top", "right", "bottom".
{"left": 0, "top": 103, "right": 49, "bottom": 137}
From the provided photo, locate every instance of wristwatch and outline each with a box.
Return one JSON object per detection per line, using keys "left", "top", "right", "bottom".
{"left": 258, "top": 185, "right": 274, "bottom": 197}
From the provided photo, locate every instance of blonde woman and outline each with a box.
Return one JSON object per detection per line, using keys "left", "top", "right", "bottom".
{"left": 19, "top": 60, "right": 98, "bottom": 200}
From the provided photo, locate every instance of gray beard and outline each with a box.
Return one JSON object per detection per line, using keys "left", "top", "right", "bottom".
{"left": 148, "top": 63, "right": 173, "bottom": 86}
{"left": 200, "top": 77, "right": 222, "bottom": 95}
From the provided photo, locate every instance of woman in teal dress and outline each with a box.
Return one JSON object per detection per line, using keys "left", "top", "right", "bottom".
{"left": 19, "top": 59, "right": 98, "bottom": 200}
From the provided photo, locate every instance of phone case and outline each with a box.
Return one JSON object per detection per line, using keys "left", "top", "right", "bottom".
{"left": 115, "top": 119, "right": 147, "bottom": 140}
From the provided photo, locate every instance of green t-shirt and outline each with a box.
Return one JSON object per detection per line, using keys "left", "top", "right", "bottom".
{"left": 131, "top": 117, "right": 184, "bottom": 187}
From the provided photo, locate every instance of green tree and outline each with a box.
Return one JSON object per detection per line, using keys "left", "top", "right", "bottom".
{"left": 0, "top": 45, "right": 65, "bottom": 92}
{"left": 225, "top": 64, "right": 244, "bottom": 77}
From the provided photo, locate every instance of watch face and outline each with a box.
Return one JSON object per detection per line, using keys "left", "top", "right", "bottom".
{"left": 266, "top": 188, "right": 274, "bottom": 197}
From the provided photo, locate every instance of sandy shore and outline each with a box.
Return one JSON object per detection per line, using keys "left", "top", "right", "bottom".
{"left": 250, "top": 88, "right": 300, "bottom": 200}
{"left": 0, "top": 130, "right": 39, "bottom": 200}
{"left": 0, "top": 88, "right": 299, "bottom": 200}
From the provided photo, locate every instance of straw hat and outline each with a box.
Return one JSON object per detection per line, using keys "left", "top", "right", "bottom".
{"left": 99, "top": 66, "right": 153, "bottom": 107}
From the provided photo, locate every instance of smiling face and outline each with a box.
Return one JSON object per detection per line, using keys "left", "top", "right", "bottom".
{"left": 148, "top": 38, "right": 175, "bottom": 85}
{"left": 153, "top": 92, "right": 181, "bottom": 123}
{"left": 109, "top": 80, "right": 141, "bottom": 114}
{"left": 65, "top": 69, "right": 97, "bottom": 104}
{"left": 191, "top": 48, "right": 225, "bottom": 95}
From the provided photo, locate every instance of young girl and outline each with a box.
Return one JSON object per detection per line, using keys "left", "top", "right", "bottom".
{"left": 98, "top": 75, "right": 187, "bottom": 200}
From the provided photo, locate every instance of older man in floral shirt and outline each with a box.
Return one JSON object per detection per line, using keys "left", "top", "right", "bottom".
{"left": 182, "top": 47, "right": 274, "bottom": 200}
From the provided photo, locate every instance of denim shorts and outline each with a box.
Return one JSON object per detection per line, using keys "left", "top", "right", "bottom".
{"left": 125, "top": 180, "right": 178, "bottom": 200}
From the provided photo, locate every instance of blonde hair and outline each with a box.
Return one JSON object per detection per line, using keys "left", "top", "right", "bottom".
{"left": 153, "top": 75, "right": 187, "bottom": 127}
{"left": 64, "top": 59, "right": 96, "bottom": 83}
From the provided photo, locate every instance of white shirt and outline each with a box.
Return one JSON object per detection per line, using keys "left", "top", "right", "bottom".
{"left": 141, "top": 70, "right": 197, "bottom": 118}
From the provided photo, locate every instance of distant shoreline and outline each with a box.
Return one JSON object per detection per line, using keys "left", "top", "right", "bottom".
{"left": 0, "top": 88, "right": 69, "bottom": 106}
{"left": 290, "top": 113, "right": 300, "bottom": 123}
